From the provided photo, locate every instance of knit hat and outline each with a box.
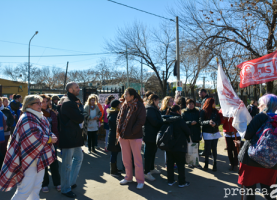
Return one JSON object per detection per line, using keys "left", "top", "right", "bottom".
{"left": 111, "top": 99, "right": 120, "bottom": 108}
{"left": 51, "top": 95, "right": 60, "bottom": 101}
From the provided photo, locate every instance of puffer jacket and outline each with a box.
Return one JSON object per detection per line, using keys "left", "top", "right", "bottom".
{"left": 182, "top": 107, "right": 201, "bottom": 142}
{"left": 163, "top": 113, "right": 191, "bottom": 153}
{"left": 143, "top": 104, "right": 163, "bottom": 143}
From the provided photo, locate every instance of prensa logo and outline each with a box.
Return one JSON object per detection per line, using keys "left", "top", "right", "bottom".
{"left": 223, "top": 184, "right": 277, "bottom": 198}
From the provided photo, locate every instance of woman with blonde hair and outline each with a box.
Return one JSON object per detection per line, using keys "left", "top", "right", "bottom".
{"left": 83, "top": 94, "right": 102, "bottom": 153}
{"left": 0, "top": 95, "right": 57, "bottom": 199}
{"left": 160, "top": 96, "right": 174, "bottom": 115}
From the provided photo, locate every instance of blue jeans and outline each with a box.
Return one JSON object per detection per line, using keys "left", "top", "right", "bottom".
{"left": 61, "top": 147, "right": 83, "bottom": 193}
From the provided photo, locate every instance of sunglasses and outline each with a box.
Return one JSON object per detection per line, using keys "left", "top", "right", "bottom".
{"left": 32, "top": 102, "right": 42, "bottom": 106}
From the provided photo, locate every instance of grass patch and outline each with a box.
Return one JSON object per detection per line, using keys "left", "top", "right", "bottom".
{"left": 219, "top": 125, "right": 223, "bottom": 133}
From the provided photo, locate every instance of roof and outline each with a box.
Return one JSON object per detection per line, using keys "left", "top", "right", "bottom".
{"left": 0, "top": 78, "right": 27, "bottom": 85}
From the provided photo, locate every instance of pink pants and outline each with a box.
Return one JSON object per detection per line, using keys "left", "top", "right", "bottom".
{"left": 119, "top": 137, "right": 144, "bottom": 184}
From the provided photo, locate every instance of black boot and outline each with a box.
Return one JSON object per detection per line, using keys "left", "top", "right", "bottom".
{"left": 110, "top": 163, "right": 121, "bottom": 177}
{"left": 213, "top": 162, "right": 217, "bottom": 172}
{"left": 203, "top": 161, "right": 209, "bottom": 171}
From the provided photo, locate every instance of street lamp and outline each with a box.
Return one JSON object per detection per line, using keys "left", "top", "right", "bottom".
{"left": 28, "top": 31, "right": 38, "bottom": 95}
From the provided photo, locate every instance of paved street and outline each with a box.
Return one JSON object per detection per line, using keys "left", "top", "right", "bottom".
{"left": 1, "top": 137, "right": 266, "bottom": 200}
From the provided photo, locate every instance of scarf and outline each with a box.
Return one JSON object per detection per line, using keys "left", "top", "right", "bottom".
{"left": 116, "top": 98, "right": 138, "bottom": 138}
{"left": 26, "top": 108, "right": 43, "bottom": 119}
{"left": 42, "top": 109, "right": 51, "bottom": 118}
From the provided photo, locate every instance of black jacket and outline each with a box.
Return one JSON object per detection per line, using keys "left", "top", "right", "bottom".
{"left": 182, "top": 108, "right": 201, "bottom": 142}
{"left": 59, "top": 92, "right": 84, "bottom": 149}
{"left": 1, "top": 107, "right": 14, "bottom": 132}
{"left": 200, "top": 109, "right": 221, "bottom": 133}
{"left": 107, "top": 108, "right": 121, "bottom": 152}
{"left": 247, "top": 104, "right": 259, "bottom": 118}
{"left": 143, "top": 105, "right": 163, "bottom": 143}
{"left": 238, "top": 112, "right": 277, "bottom": 170}
{"left": 163, "top": 113, "right": 191, "bottom": 153}
{"left": 201, "top": 94, "right": 210, "bottom": 109}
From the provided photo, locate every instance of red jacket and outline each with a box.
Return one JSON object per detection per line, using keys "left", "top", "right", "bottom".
{"left": 218, "top": 109, "right": 236, "bottom": 133}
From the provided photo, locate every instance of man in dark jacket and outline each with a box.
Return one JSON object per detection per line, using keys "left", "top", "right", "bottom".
{"left": 198, "top": 89, "right": 210, "bottom": 109}
{"left": 247, "top": 100, "right": 259, "bottom": 118}
{"left": 60, "top": 82, "right": 84, "bottom": 198}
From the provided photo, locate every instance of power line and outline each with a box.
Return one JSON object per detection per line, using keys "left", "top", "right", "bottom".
{"left": 107, "top": 0, "right": 174, "bottom": 22}
{"left": 0, "top": 40, "right": 91, "bottom": 53}
{"left": 0, "top": 52, "right": 112, "bottom": 58}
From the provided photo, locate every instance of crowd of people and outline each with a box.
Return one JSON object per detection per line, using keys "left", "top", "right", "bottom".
{"left": 0, "top": 84, "right": 276, "bottom": 200}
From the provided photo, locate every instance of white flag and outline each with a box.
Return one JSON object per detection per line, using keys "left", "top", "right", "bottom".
{"left": 217, "top": 62, "right": 252, "bottom": 138}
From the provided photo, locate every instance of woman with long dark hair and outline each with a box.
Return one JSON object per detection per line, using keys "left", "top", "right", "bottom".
{"left": 200, "top": 98, "right": 221, "bottom": 171}
{"left": 164, "top": 105, "right": 191, "bottom": 187}
{"left": 117, "top": 88, "right": 146, "bottom": 189}
{"left": 143, "top": 94, "right": 163, "bottom": 181}
{"left": 103, "top": 95, "right": 115, "bottom": 152}
{"left": 40, "top": 94, "right": 61, "bottom": 193}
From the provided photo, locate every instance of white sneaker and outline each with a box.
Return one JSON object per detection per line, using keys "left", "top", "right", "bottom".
{"left": 120, "top": 179, "right": 132, "bottom": 185}
{"left": 144, "top": 172, "right": 155, "bottom": 181}
{"left": 137, "top": 183, "right": 144, "bottom": 189}
{"left": 150, "top": 169, "right": 161, "bottom": 174}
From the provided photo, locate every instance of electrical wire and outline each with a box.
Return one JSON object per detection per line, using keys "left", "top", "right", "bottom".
{"left": 0, "top": 52, "right": 112, "bottom": 58}
{"left": 0, "top": 40, "right": 91, "bottom": 53}
{"left": 107, "top": 0, "right": 174, "bottom": 22}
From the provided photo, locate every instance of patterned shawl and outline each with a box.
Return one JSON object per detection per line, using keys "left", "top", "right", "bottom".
{"left": 0, "top": 111, "right": 55, "bottom": 192}
{"left": 116, "top": 98, "right": 138, "bottom": 138}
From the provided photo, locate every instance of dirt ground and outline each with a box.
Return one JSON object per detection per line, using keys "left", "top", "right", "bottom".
{"left": 1, "top": 137, "right": 268, "bottom": 200}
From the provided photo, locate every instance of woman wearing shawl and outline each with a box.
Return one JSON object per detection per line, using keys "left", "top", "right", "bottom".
{"left": 0, "top": 95, "right": 57, "bottom": 200}
{"left": 117, "top": 88, "right": 146, "bottom": 190}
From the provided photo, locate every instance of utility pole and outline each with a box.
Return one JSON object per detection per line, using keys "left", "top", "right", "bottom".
{"left": 202, "top": 77, "right": 206, "bottom": 88}
{"left": 141, "top": 58, "right": 143, "bottom": 94}
{"left": 63, "top": 62, "right": 69, "bottom": 94}
{"left": 176, "top": 16, "right": 180, "bottom": 82}
{"left": 126, "top": 46, "right": 130, "bottom": 88}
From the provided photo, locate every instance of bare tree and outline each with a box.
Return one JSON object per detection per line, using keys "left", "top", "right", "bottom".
{"left": 172, "top": 0, "right": 277, "bottom": 93}
{"left": 105, "top": 21, "right": 176, "bottom": 96}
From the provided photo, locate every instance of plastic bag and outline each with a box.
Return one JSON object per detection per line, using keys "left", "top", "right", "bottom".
{"left": 186, "top": 142, "right": 199, "bottom": 166}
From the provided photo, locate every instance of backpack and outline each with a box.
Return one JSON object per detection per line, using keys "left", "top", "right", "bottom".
{"left": 156, "top": 122, "right": 180, "bottom": 151}
{"left": 248, "top": 116, "right": 277, "bottom": 168}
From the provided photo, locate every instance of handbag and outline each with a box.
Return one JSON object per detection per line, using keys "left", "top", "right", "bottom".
{"left": 186, "top": 142, "right": 199, "bottom": 166}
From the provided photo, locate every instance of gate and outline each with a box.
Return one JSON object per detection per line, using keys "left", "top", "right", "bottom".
{"left": 82, "top": 86, "right": 125, "bottom": 105}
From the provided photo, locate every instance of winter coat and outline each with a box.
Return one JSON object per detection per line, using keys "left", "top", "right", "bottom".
{"left": 1, "top": 107, "right": 14, "bottom": 132}
{"left": 59, "top": 92, "right": 84, "bottom": 149}
{"left": 247, "top": 104, "right": 259, "bottom": 118}
{"left": 160, "top": 109, "right": 167, "bottom": 115}
{"left": 119, "top": 101, "right": 146, "bottom": 139}
{"left": 163, "top": 113, "right": 191, "bottom": 153}
{"left": 218, "top": 109, "right": 236, "bottom": 133}
{"left": 143, "top": 104, "right": 163, "bottom": 143}
{"left": 200, "top": 109, "right": 221, "bottom": 133}
{"left": 107, "top": 108, "right": 121, "bottom": 152}
{"left": 97, "top": 103, "right": 104, "bottom": 122}
{"left": 82, "top": 104, "right": 102, "bottom": 134}
{"left": 42, "top": 109, "right": 59, "bottom": 146}
{"left": 238, "top": 112, "right": 277, "bottom": 170}
{"left": 200, "top": 94, "right": 210, "bottom": 109}
{"left": 182, "top": 108, "right": 201, "bottom": 142}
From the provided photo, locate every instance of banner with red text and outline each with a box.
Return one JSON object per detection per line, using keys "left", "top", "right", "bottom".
{"left": 237, "top": 50, "right": 277, "bottom": 88}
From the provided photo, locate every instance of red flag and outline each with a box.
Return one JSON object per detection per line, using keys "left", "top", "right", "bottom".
{"left": 237, "top": 50, "right": 277, "bottom": 88}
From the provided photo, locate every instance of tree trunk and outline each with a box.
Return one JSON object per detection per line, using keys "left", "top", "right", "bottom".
{"left": 266, "top": 81, "right": 273, "bottom": 94}
{"left": 190, "top": 86, "right": 195, "bottom": 100}
{"left": 253, "top": 85, "right": 257, "bottom": 100}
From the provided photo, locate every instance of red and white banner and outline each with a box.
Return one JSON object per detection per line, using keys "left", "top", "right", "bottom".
{"left": 217, "top": 61, "right": 252, "bottom": 137}
{"left": 237, "top": 50, "right": 277, "bottom": 88}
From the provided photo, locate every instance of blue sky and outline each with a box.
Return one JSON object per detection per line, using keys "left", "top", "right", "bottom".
{"left": 0, "top": 0, "right": 176, "bottom": 72}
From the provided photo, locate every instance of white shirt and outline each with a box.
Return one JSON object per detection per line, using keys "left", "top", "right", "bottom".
{"left": 87, "top": 108, "right": 98, "bottom": 131}
{"left": 203, "top": 132, "right": 222, "bottom": 140}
